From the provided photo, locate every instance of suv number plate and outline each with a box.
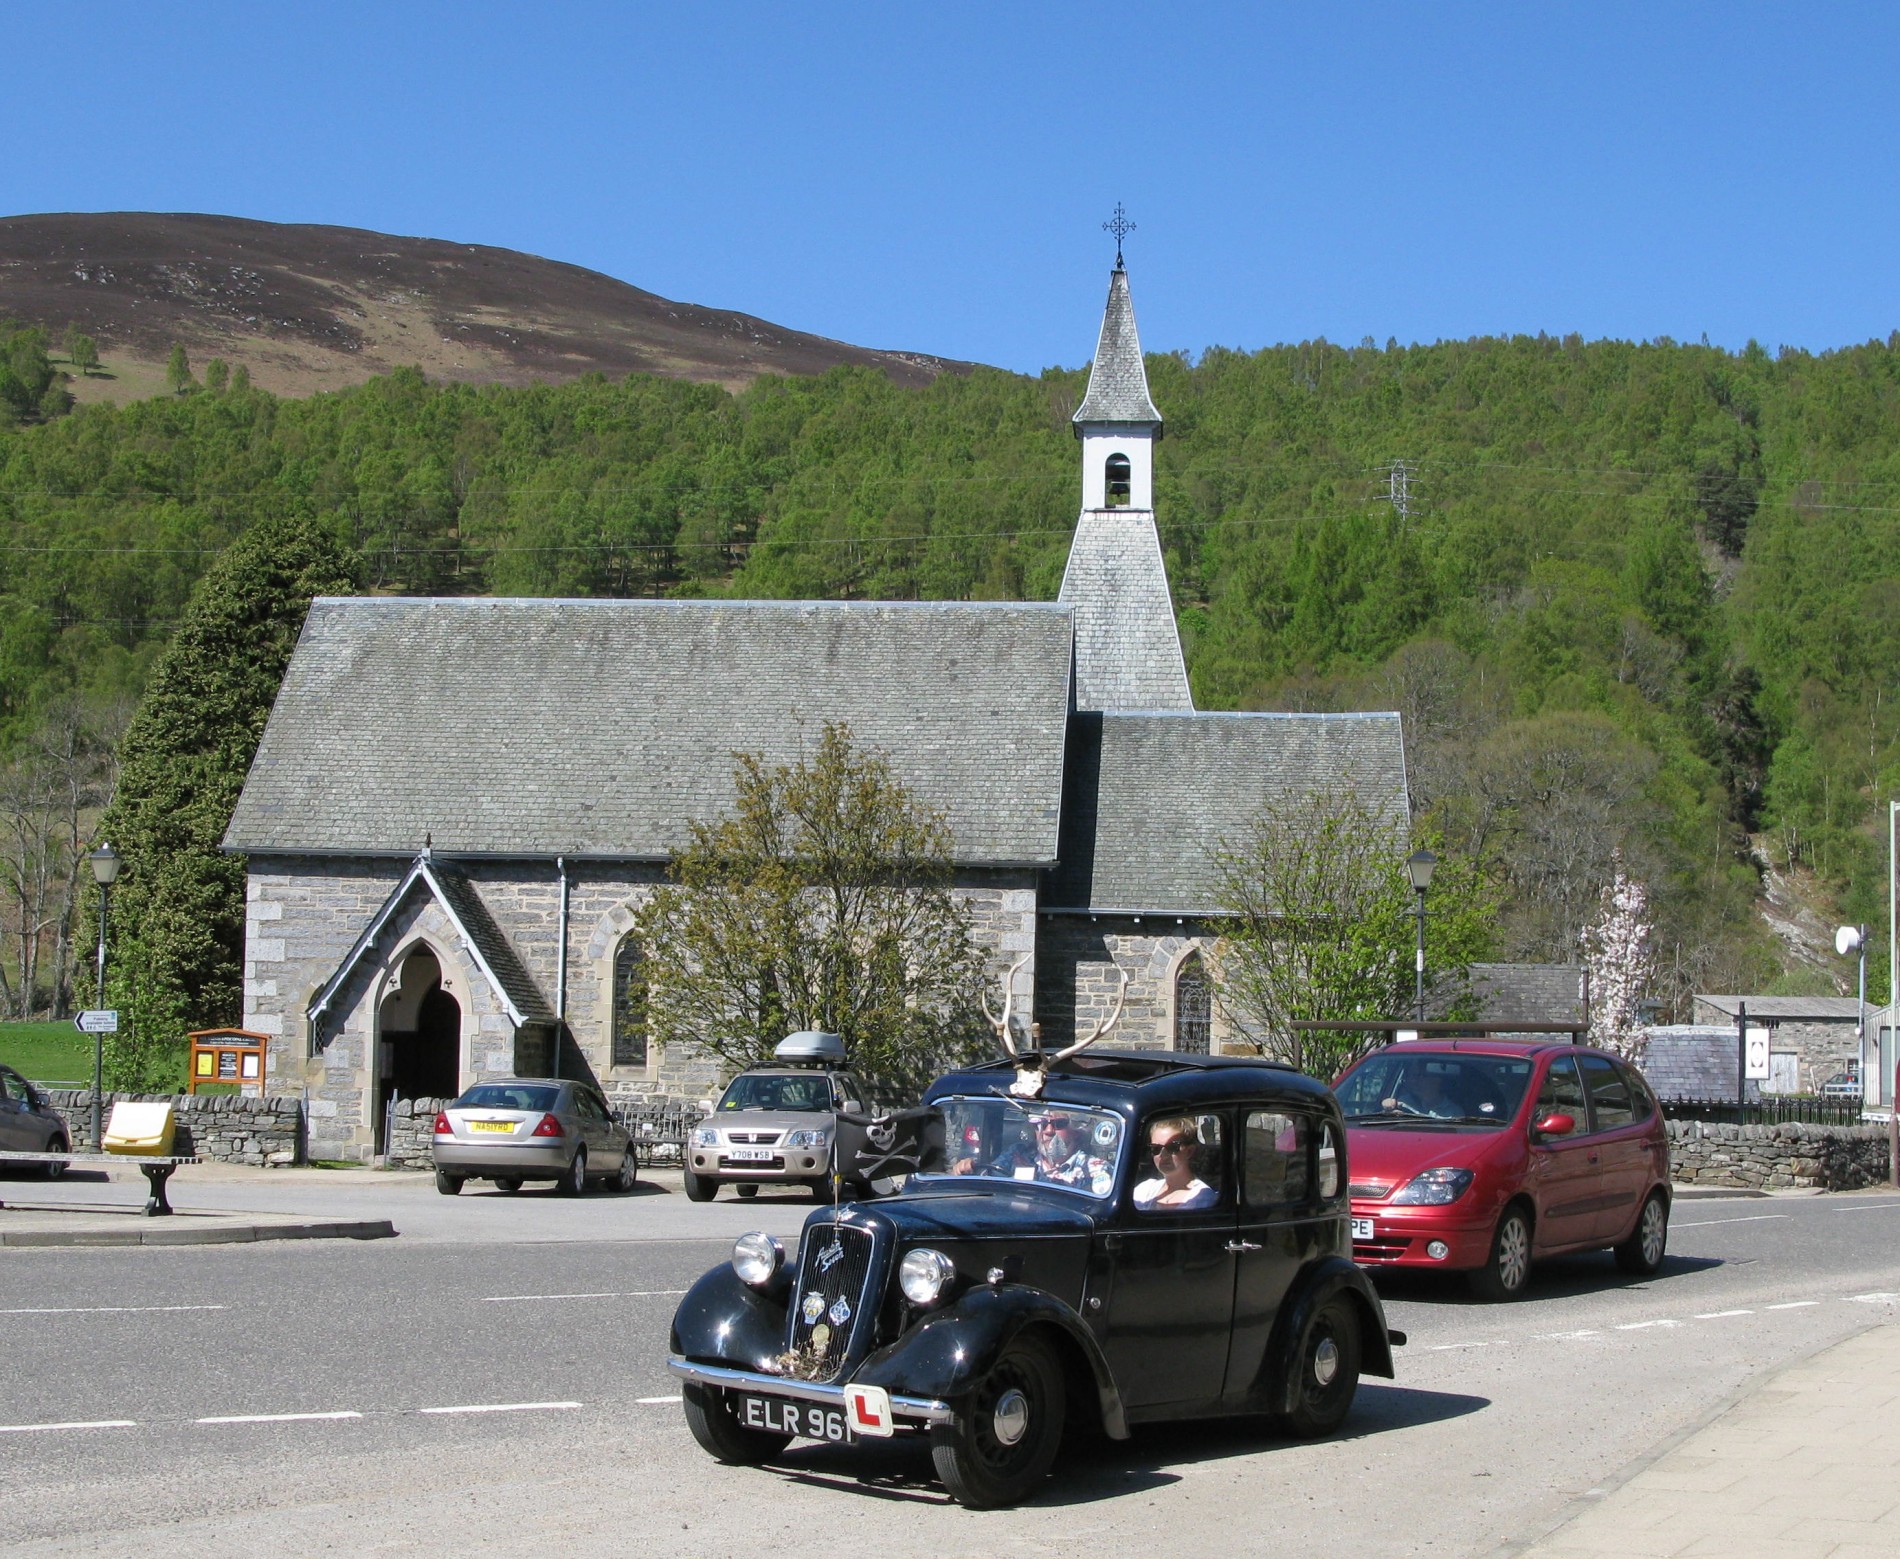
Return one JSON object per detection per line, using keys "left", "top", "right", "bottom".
{"left": 733, "top": 1393, "right": 849, "bottom": 1443}
{"left": 1351, "top": 1217, "right": 1375, "bottom": 1240}
{"left": 725, "top": 1148, "right": 775, "bottom": 1162}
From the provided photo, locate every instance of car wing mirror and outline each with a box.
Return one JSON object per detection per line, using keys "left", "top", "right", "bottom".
{"left": 1533, "top": 1111, "right": 1576, "bottom": 1138}
{"left": 697, "top": 1099, "right": 715, "bottom": 1116}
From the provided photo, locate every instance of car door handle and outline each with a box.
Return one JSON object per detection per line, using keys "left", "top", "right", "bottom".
{"left": 1225, "top": 1239, "right": 1262, "bottom": 1253}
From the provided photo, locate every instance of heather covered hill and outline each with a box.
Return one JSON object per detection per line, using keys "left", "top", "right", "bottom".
{"left": 0, "top": 327, "right": 1897, "bottom": 1011}
{"left": 0, "top": 213, "right": 960, "bottom": 400}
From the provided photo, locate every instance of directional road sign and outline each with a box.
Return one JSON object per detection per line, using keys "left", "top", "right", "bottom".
{"left": 74, "top": 1009, "right": 119, "bottom": 1034}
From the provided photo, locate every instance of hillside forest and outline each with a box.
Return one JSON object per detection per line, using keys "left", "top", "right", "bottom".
{"left": 0, "top": 317, "right": 1895, "bottom": 1024}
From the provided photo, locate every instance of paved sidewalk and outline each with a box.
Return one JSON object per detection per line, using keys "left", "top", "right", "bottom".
{"left": 1510, "top": 1321, "right": 1900, "bottom": 1558}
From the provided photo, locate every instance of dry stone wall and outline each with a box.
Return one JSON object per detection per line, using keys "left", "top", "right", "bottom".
{"left": 1667, "top": 1119, "right": 1889, "bottom": 1190}
{"left": 43, "top": 1090, "right": 302, "bottom": 1164}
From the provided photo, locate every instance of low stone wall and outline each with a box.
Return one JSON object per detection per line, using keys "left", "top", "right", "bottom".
{"left": 1668, "top": 1119, "right": 1890, "bottom": 1190}
{"left": 43, "top": 1090, "right": 303, "bottom": 1165}
{"left": 383, "top": 1096, "right": 447, "bottom": 1170}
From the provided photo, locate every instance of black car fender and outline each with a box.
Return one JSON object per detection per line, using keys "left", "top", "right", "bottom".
{"left": 1261, "top": 1256, "right": 1398, "bottom": 1409}
{"left": 670, "top": 1262, "right": 792, "bottom": 1373}
{"left": 850, "top": 1284, "right": 1131, "bottom": 1440}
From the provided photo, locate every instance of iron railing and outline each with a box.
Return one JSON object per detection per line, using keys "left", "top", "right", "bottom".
{"left": 1660, "top": 1096, "right": 1869, "bottom": 1128}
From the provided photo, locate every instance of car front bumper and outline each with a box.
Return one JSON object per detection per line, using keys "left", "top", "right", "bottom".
{"left": 687, "top": 1149, "right": 830, "bottom": 1179}
{"left": 666, "top": 1357, "right": 954, "bottom": 1426}
{"left": 1350, "top": 1204, "right": 1495, "bottom": 1271}
{"left": 432, "top": 1139, "right": 575, "bottom": 1176}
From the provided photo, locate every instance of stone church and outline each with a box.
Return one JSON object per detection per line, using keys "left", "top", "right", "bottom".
{"left": 225, "top": 262, "right": 1409, "bottom": 1161}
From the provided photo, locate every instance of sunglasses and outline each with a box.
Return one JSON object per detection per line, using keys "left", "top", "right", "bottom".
{"left": 1035, "top": 1119, "right": 1074, "bottom": 1135}
{"left": 1151, "top": 1140, "right": 1191, "bottom": 1157}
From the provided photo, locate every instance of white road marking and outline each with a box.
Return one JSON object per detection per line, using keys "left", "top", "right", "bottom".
{"left": 1848, "top": 1292, "right": 1900, "bottom": 1303}
{"left": 1672, "top": 1214, "right": 1790, "bottom": 1228}
{"left": 418, "top": 1400, "right": 582, "bottom": 1416}
{"left": 634, "top": 1395, "right": 682, "bottom": 1404}
{"left": 1767, "top": 1300, "right": 1820, "bottom": 1310}
{"left": 196, "top": 1411, "right": 363, "bottom": 1424}
{"left": 1694, "top": 1309, "right": 1754, "bottom": 1319}
{"left": 0, "top": 1419, "right": 137, "bottom": 1434}
{"left": 480, "top": 1291, "right": 686, "bottom": 1303}
{"left": 1615, "top": 1319, "right": 1683, "bottom": 1331}
{"left": 1534, "top": 1329, "right": 1601, "bottom": 1340}
{"left": 0, "top": 1304, "right": 228, "bottom": 1315}
{"left": 1830, "top": 1202, "right": 1900, "bottom": 1213}
{"left": 1428, "top": 1340, "right": 1499, "bottom": 1351}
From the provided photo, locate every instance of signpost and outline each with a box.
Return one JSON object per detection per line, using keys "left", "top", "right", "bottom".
{"left": 74, "top": 1009, "right": 118, "bottom": 1151}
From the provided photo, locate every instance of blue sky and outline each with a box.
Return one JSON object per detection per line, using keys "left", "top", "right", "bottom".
{"left": 7, "top": 3, "right": 1899, "bottom": 374}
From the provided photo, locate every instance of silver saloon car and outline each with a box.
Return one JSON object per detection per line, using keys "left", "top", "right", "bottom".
{"left": 431, "top": 1078, "right": 635, "bottom": 1196}
{"left": 0, "top": 1064, "right": 70, "bottom": 1175}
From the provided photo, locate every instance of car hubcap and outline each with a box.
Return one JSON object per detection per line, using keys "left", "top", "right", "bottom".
{"left": 1312, "top": 1335, "right": 1339, "bottom": 1387}
{"left": 1644, "top": 1202, "right": 1665, "bottom": 1261}
{"left": 1501, "top": 1219, "right": 1528, "bottom": 1286}
{"left": 991, "top": 1388, "right": 1029, "bottom": 1446}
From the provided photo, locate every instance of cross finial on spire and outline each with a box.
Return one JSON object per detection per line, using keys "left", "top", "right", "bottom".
{"left": 1103, "top": 203, "right": 1135, "bottom": 268}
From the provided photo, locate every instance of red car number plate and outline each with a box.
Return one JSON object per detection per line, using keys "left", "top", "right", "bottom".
{"left": 733, "top": 1392, "right": 849, "bottom": 1443}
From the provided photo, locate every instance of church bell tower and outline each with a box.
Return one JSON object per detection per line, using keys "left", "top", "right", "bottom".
{"left": 1058, "top": 226, "right": 1193, "bottom": 713}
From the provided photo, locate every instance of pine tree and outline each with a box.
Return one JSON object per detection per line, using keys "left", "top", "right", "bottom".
{"left": 89, "top": 515, "right": 361, "bottom": 1087}
{"left": 1580, "top": 853, "right": 1656, "bottom": 1061}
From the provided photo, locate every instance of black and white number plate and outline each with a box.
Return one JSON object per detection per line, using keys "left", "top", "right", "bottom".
{"left": 732, "top": 1392, "right": 851, "bottom": 1443}
{"left": 1350, "top": 1217, "right": 1375, "bottom": 1241}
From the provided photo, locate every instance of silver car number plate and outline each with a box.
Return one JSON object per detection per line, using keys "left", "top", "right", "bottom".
{"left": 1351, "top": 1217, "right": 1375, "bottom": 1240}
{"left": 733, "top": 1392, "right": 849, "bottom": 1443}
{"left": 725, "top": 1147, "right": 775, "bottom": 1162}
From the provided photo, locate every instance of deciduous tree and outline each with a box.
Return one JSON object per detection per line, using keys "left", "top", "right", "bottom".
{"left": 634, "top": 722, "right": 987, "bottom": 1097}
{"left": 1580, "top": 853, "right": 1656, "bottom": 1061}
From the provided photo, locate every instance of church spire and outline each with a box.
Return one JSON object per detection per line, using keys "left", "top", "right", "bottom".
{"left": 1059, "top": 239, "right": 1192, "bottom": 714}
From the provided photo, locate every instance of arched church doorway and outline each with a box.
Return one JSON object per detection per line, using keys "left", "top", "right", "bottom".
{"left": 374, "top": 945, "right": 463, "bottom": 1151}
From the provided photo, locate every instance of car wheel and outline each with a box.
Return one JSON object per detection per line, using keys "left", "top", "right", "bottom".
{"left": 736, "top": 1182, "right": 759, "bottom": 1199}
{"left": 557, "top": 1148, "right": 587, "bottom": 1197}
{"left": 494, "top": 1176, "right": 523, "bottom": 1194}
{"left": 43, "top": 1138, "right": 68, "bottom": 1180}
{"left": 809, "top": 1176, "right": 837, "bottom": 1204}
{"left": 614, "top": 1149, "right": 637, "bottom": 1194}
{"left": 1614, "top": 1191, "right": 1670, "bottom": 1276}
{"left": 1279, "top": 1295, "right": 1362, "bottom": 1438}
{"left": 1469, "top": 1205, "right": 1533, "bottom": 1301}
{"left": 682, "top": 1170, "right": 716, "bottom": 1202}
{"left": 681, "top": 1383, "right": 791, "bottom": 1465}
{"left": 929, "top": 1334, "right": 1066, "bottom": 1509}
{"left": 434, "top": 1169, "right": 464, "bottom": 1196}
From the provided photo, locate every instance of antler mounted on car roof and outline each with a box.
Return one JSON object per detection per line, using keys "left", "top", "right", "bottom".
{"left": 982, "top": 955, "right": 1128, "bottom": 1098}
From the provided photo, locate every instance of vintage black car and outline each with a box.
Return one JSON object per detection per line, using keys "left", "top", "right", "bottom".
{"left": 668, "top": 1049, "right": 1405, "bottom": 1508}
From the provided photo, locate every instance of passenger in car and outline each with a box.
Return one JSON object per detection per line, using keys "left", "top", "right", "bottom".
{"left": 1134, "top": 1117, "right": 1218, "bottom": 1210}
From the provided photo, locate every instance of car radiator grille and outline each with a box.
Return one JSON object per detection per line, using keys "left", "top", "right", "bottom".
{"left": 784, "top": 1222, "right": 876, "bottom": 1381}
{"left": 1353, "top": 1236, "right": 1414, "bottom": 1263}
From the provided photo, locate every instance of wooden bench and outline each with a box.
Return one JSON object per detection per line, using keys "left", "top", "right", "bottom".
{"left": 0, "top": 1150, "right": 200, "bottom": 1216}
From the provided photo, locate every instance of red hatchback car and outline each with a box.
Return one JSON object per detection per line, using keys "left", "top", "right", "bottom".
{"left": 1333, "top": 1040, "right": 1671, "bottom": 1300}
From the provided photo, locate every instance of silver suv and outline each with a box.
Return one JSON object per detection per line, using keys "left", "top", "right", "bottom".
{"left": 685, "top": 1034, "right": 867, "bottom": 1203}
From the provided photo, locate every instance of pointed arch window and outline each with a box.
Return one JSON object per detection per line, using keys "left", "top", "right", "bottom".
{"left": 1174, "top": 951, "right": 1211, "bottom": 1055}
{"left": 1105, "top": 452, "right": 1132, "bottom": 506}
{"left": 611, "top": 935, "right": 648, "bottom": 1068}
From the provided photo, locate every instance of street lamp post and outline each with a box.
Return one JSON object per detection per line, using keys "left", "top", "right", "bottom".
{"left": 86, "top": 842, "right": 120, "bottom": 1150}
{"left": 1407, "top": 848, "right": 1438, "bottom": 1025}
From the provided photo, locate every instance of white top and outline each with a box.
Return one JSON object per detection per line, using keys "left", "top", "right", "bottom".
{"left": 1133, "top": 1177, "right": 1216, "bottom": 1211}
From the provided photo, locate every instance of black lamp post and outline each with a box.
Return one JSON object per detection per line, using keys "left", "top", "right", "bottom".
{"left": 1406, "top": 847, "right": 1437, "bottom": 1024}
{"left": 87, "top": 842, "right": 120, "bottom": 1150}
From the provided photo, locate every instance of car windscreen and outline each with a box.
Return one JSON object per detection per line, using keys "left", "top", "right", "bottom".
{"left": 718, "top": 1073, "right": 833, "bottom": 1112}
{"left": 456, "top": 1084, "right": 559, "bottom": 1112}
{"left": 920, "top": 1095, "right": 1124, "bottom": 1199}
{"left": 1336, "top": 1052, "right": 1536, "bottom": 1128}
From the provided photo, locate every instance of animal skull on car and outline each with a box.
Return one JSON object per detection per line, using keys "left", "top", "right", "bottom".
{"left": 981, "top": 954, "right": 1128, "bottom": 1097}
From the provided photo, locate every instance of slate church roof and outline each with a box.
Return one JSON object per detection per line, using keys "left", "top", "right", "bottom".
{"left": 1044, "top": 710, "right": 1409, "bottom": 915}
{"left": 1058, "top": 511, "right": 1193, "bottom": 712}
{"left": 225, "top": 597, "right": 1074, "bottom": 864}
{"left": 1073, "top": 266, "right": 1162, "bottom": 426}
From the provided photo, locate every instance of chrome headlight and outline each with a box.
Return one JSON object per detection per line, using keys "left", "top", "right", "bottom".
{"left": 731, "top": 1232, "right": 784, "bottom": 1287}
{"left": 690, "top": 1126, "right": 718, "bottom": 1148}
{"left": 783, "top": 1128, "right": 830, "bottom": 1150}
{"left": 1389, "top": 1167, "right": 1475, "bottom": 1205}
{"left": 898, "top": 1247, "right": 956, "bottom": 1305}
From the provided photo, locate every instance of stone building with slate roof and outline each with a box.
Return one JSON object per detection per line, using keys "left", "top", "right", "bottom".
{"left": 226, "top": 262, "right": 1410, "bottom": 1161}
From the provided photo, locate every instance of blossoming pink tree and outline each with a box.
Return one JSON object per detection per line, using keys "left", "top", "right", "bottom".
{"left": 1580, "top": 853, "right": 1656, "bottom": 1061}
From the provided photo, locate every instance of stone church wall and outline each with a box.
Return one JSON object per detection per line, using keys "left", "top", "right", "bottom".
{"left": 1034, "top": 915, "right": 1228, "bottom": 1050}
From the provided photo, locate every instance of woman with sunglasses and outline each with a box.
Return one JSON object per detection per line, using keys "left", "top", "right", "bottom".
{"left": 1133, "top": 1116, "right": 1217, "bottom": 1210}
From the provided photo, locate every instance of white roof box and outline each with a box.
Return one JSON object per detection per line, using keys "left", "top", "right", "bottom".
{"left": 774, "top": 1030, "right": 847, "bottom": 1067}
